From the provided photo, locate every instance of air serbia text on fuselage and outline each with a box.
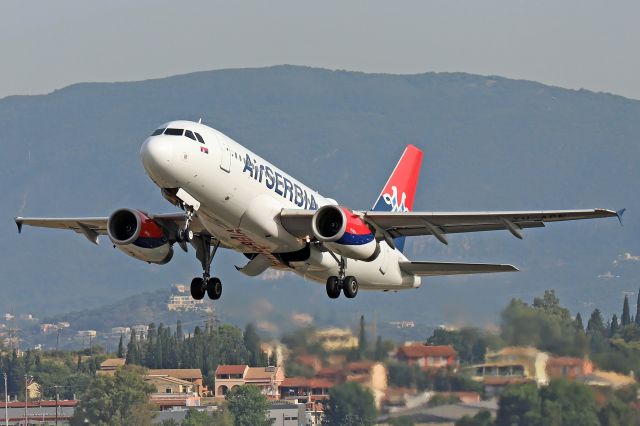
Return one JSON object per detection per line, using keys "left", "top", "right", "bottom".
{"left": 243, "top": 153, "right": 318, "bottom": 209}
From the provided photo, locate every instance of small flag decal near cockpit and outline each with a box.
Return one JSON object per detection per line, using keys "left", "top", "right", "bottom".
{"left": 200, "top": 147, "right": 209, "bottom": 154}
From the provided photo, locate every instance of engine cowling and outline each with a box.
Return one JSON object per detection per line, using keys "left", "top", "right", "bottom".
{"left": 107, "top": 208, "right": 173, "bottom": 264}
{"left": 311, "top": 205, "right": 379, "bottom": 261}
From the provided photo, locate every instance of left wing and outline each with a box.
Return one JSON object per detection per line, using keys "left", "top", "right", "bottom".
{"left": 280, "top": 208, "right": 622, "bottom": 244}
{"left": 14, "top": 212, "right": 208, "bottom": 244}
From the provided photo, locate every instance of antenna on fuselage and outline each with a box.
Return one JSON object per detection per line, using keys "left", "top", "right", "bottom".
{"left": 198, "top": 118, "right": 202, "bottom": 124}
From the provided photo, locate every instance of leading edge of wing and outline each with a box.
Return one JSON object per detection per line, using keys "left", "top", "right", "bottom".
{"left": 399, "top": 261, "right": 518, "bottom": 277}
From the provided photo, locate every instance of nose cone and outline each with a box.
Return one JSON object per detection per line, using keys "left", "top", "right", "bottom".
{"left": 140, "top": 136, "right": 177, "bottom": 187}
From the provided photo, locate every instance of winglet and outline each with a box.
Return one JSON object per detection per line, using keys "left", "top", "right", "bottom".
{"left": 616, "top": 208, "right": 626, "bottom": 226}
{"left": 15, "top": 217, "right": 23, "bottom": 234}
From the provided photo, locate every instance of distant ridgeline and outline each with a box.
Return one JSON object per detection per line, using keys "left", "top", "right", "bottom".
{"left": 1, "top": 65, "right": 637, "bottom": 323}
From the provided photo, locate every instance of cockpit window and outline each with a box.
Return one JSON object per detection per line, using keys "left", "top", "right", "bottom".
{"left": 185, "top": 130, "right": 196, "bottom": 141}
{"left": 194, "top": 132, "right": 205, "bottom": 143}
{"left": 151, "top": 128, "right": 165, "bottom": 136}
{"left": 164, "top": 128, "right": 184, "bottom": 136}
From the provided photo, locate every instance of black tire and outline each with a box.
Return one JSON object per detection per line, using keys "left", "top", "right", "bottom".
{"left": 326, "top": 276, "right": 341, "bottom": 299}
{"left": 207, "top": 277, "right": 222, "bottom": 300}
{"left": 190, "top": 277, "right": 205, "bottom": 300}
{"left": 343, "top": 276, "right": 358, "bottom": 299}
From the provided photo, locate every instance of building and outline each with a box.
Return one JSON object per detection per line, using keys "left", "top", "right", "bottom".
{"left": 546, "top": 357, "right": 594, "bottom": 379}
{"left": 471, "top": 347, "right": 550, "bottom": 396}
{"left": 295, "top": 355, "right": 323, "bottom": 373}
{"left": 268, "top": 401, "right": 305, "bottom": 426}
{"left": 149, "top": 369, "right": 207, "bottom": 396}
{"left": 76, "top": 330, "right": 97, "bottom": 338}
{"left": 167, "top": 284, "right": 209, "bottom": 311}
{"left": 314, "top": 328, "right": 358, "bottom": 352}
{"left": 577, "top": 370, "right": 636, "bottom": 389}
{"left": 214, "top": 365, "right": 284, "bottom": 399}
{"left": 396, "top": 343, "right": 457, "bottom": 370}
{"left": 345, "top": 361, "right": 388, "bottom": 409}
{"left": 111, "top": 326, "right": 131, "bottom": 335}
{"left": 97, "top": 358, "right": 126, "bottom": 376}
{"left": 144, "top": 374, "right": 200, "bottom": 410}
{"left": 131, "top": 325, "right": 149, "bottom": 339}
{"left": 280, "top": 377, "right": 334, "bottom": 403}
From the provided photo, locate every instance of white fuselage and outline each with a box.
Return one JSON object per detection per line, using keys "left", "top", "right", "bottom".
{"left": 140, "top": 120, "right": 420, "bottom": 291}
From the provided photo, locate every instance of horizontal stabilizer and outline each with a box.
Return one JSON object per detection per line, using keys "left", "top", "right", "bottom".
{"left": 399, "top": 261, "right": 518, "bottom": 276}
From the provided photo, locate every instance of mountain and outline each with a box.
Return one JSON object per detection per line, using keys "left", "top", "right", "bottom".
{"left": 1, "top": 65, "right": 638, "bottom": 332}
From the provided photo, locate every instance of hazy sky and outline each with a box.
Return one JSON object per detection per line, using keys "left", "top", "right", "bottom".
{"left": 2, "top": 1, "right": 639, "bottom": 99}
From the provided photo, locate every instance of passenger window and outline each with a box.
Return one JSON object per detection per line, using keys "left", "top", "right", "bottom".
{"left": 185, "top": 130, "right": 196, "bottom": 141}
{"left": 151, "top": 128, "right": 165, "bottom": 136}
{"left": 194, "top": 132, "right": 205, "bottom": 143}
{"left": 164, "top": 128, "right": 184, "bottom": 136}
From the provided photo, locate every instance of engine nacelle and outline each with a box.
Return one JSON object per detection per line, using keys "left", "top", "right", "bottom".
{"left": 107, "top": 208, "right": 173, "bottom": 264}
{"left": 311, "top": 205, "right": 379, "bottom": 261}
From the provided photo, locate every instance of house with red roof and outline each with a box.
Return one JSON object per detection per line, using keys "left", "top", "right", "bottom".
{"left": 214, "top": 364, "right": 284, "bottom": 399}
{"left": 396, "top": 344, "right": 457, "bottom": 370}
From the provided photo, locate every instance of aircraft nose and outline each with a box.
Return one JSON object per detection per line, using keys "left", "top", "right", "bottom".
{"left": 140, "top": 136, "right": 176, "bottom": 186}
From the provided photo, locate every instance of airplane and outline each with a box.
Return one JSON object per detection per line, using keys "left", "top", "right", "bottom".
{"left": 14, "top": 120, "right": 625, "bottom": 301}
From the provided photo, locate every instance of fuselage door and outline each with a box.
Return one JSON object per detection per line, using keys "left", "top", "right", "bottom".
{"left": 220, "top": 143, "right": 231, "bottom": 172}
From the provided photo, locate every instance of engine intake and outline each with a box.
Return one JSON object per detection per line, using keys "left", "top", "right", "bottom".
{"left": 107, "top": 208, "right": 173, "bottom": 264}
{"left": 312, "top": 205, "right": 379, "bottom": 261}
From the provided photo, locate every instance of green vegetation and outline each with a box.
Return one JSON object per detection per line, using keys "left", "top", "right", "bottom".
{"left": 70, "top": 366, "right": 155, "bottom": 426}
{"left": 428, "top": 327, "right": 502, "bottom": 364}
{"left": 226, "top": 385, "right": 273, "bottom": 426}
{"left": 0, "top": 348, "right": 105, "bottom": 399}
{"left": 323, "top": 381, "right": 377, "bottom": 426}
{"left": 125, "top": 321, "right": 268, "bottom": 389}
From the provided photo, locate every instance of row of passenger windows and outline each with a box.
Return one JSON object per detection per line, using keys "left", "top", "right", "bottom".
{"left": 151, "top": 128, "right": 206, "bottom": 144}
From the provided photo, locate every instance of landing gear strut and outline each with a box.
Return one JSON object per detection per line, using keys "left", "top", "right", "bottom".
{"left": 190, "top": 235, "right": 222, "bottom": 300}
{"left": 325, "top": 252, "right": 359, "bottom": 299}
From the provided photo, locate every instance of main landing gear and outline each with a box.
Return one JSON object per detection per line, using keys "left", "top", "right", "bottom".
{"left": 189, "top": 235, "right": 222, "bottom": 301}
{"left": 325, "top": 254, "right": 359, "bottom": 299}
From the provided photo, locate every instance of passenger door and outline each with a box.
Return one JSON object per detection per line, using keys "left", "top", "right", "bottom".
{"left": 220, "top": 143, "right": 231, "bottom": 172}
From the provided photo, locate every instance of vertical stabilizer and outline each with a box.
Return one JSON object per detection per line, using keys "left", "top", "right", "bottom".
{"left": 372, "top": 144, "right": 423, "bottom": 252}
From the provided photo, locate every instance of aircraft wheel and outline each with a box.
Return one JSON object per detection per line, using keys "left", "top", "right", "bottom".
{"left": 207, "top": 277, "right": 222, "bottom": 300}
{"left": 190, "top": 277, "right": 206, "bottom": 300}
{"left": 326, "top": 276, "right": 341, "bottom": 299}
{"left": 343, "top": 276, "right": 358, "bottom": 299}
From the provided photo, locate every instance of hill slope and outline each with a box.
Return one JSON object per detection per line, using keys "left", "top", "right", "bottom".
{"left": 1, "top": 65, "right": 638, "bottom": 328}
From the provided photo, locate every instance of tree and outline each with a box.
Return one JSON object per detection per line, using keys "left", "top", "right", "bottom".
{"left": 587, "top": 309, "right": 606, "bottom": 336}
{"left": 358, "top": 315, "right": 367, "bottom": 359}
{"left": 610, "top": 314, "right": 620, "bottom": 337}
{"left": 574, "top": 313, "right": 584, "bottom": 332}
{"left": 181, "top": 408, "right": 216, "bottom": 426}
{"left": 126, "top": 329, "right": 141, "bottom": 365}
{"left": 456, "top": 410, "right": 493, "bottom": 426}
{"left": 635, "top": 289, "right": 640, "bottom": 327}
{"left": 496, "top": 383, "right": 541, "bottom": 426}
{"left": 539, "top": 380, "right": 599, "bottom": 426}
{"left": 622, "top": 295, "right": 631, "bottom": 326}
{"left": 70, "top": 366, "right": 155, "bottom": 425}
{"left": 226, "top": 385, "right": 273, "bottom": 426}
{"left": 323, "top": 382, "right": 376, "bottom": 426}
{"left": 117, "top": 334, "right": 125, "bottom": 358}
{"left": 244, "top": 323, "right": 267, "bottom": 367}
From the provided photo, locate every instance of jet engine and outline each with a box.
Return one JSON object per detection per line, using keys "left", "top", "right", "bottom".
{"left": 311, "top": 205, "right": 379, "bottom": 261}
{"left": 107, "top": 208, "right": 173, "bottom": 264}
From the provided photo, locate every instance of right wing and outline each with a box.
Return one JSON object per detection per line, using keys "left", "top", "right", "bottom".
{"left": 279, "top": 208, "right": 622, "bottom": 244}
{"left": 399, "top": 261, "right": 518, "bottom": 276}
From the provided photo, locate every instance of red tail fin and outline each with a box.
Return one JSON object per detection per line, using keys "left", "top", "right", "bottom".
{"left": 372, "top": 144, "right": 423, "bottom": 213}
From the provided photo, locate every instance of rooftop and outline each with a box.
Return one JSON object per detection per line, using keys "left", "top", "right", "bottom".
{"left": 215, "top": 365, "right": 248, "bottom": 376}
{"left": 148, "top": 369, "right": 203, "bottom": 380}
{"left": 397, "top": 344, "right": 457, "bottom": 358}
